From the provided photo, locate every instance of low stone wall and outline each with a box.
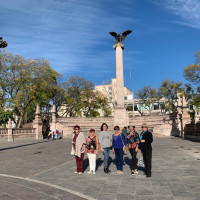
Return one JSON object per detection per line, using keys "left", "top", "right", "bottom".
{"left": 51, "top": 117, "right": 114, "bottom": 138}
{"left": 13, "top": 128, "right": 35, "bottom": 139}
{"left": 129, "top": 113, "right": 181, "bottom": 136}
{"left": 0, "top": 128, "right": 35, "bottom": 141}
{"left": 0, "top": 128, "right": 8, "bottom": 139}
{"left": 129, "top": 114, "right": 170, "bottom": 132}
{"left": 184, "top": 122, "right": 200, "bottom": 142}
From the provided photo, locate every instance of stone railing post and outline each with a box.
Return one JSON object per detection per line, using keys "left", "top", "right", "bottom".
{"left": 180, "top": 95, "right": 191, "bottom": 139}
{"left": 33, "top": 104, "right": 43, "bottom": 140}
{"left": 8, "top": 119, "right": 13, "bottom": 142}
{"left": 51, "top": 104, "right": 56, "bottom": 131}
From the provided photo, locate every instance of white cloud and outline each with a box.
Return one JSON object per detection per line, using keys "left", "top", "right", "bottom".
{"left": 0, "top": 0, "right": 136, "bottom": 75}
{"left": 155, "top": 0, "right": 200, "bottom": 29}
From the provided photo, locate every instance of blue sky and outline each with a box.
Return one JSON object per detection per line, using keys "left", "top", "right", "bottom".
{"left": 1, "top": 0, "right": 200, "bottom": 94}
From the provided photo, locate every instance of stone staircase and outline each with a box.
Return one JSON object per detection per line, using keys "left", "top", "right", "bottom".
{"left": 56, "top": 117, "right": 114, "bottom": 137}
{"left": 129, "top": 114, "right": 170, "bottom": 133}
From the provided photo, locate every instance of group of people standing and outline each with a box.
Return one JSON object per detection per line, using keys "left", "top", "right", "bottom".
{"left": 71, "top": 123, "right": 153, "bottom": 177}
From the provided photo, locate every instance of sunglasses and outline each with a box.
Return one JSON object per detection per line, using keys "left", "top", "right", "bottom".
{"left": 74, "top": 129, "right": 79, "bottom": 130}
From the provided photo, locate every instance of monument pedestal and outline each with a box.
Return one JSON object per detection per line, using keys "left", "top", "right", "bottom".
{"left": 114, "top": 106, "right": 127, "bottom": 129}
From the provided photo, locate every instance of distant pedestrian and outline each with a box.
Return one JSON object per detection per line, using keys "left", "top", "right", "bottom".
{"left": 86, "top": 129, "right": 99, "bottom": 174}
{"left": 127, "top": 125, "right": 139, "bottom": 175}
{"left": 99, "top": 123, "right": 112, "bottom": 173}
{"left": 139, "top": 123, "right": 153, "bottom": 177}
{"left": 112, "top": 125, "right": 127, "bottom": 174}
{"left": 72, "top": 125, "right": 86, "bottom": 174}
{"left": 122, "top": 126, "right": 128, "bottom": 137}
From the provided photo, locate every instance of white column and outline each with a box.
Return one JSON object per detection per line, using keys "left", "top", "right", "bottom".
{"left": 113, "top": 43, "right": 127, "bottom": 128}
{"left": 114, "top": 43, "right": 125, "bottom": 107}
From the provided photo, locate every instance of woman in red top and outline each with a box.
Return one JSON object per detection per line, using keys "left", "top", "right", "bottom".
{"left": 86, "top": 129, "right": 99, "bottom": 174}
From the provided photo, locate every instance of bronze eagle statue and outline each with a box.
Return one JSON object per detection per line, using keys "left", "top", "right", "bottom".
{"left": 109, "top": 30, "right": 132, "bottom": 43}
{"left": 0, "top": 37, "right": 8, "bottom": 48}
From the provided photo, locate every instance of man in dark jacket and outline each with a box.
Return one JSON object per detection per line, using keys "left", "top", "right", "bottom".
{"left": 139, "top": 123, "right": 153, "bottom": 177}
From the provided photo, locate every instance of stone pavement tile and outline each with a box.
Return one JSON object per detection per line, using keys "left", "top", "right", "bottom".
{"left": 0, "top": 176, "right": 86, "bottom": 200}
{"left": 116, "top": 193, "right": 135, "bottom": 200}
{"left": 135, "top": 189, "right": 153, "bottom": 196}
{"left": 99, "top": 184, "right": 120, "bottom": 194}
{"left": 151, "top": 179, "right": 168, "bottom": 187}
{"left": 155, "top": 197, "right": 174, "bottom": 200}
{"left": 173, "top": 196, "right": 196, "bottom": 200}
{"left": 0, "top": 193, "right": 17, "bottom": 200}
{"left": 0, "top": 179, "right": 56, "bottom": 200}
{"left": 134, "top": 195, "right": 154, "bottom": 200}
{"left": 152, "top": 186, "right": 173, "bottom": 198}
{"left": 172, "top": 192, "right": 196, "bottom": 200}
{"left": 167, "top": 183, "right": 188, "bottom": 193}
{"left": 97, "top": 193, "right": 117, "bottom": 200}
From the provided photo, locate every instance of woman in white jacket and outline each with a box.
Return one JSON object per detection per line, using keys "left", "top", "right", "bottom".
{"left": 72, "top": 125, "right": 86, "bottom": 174}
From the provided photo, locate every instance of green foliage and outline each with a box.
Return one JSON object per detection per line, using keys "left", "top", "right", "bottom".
{"left": 63, "top": 76, "right": 111, "bottom": 117}
{"left": 0, "top": 50, "right": 61, "bottom": 127}
{"left": 0, "top": 111, "right": 12, "bottom": 126}
{"left": 184, "top": 51, "right": 200, "bottom": 85}
{"left": 136, "top": 86, "right": 161, "bottom": 114}
{"left": 193, "top": 95, "right": 200, "bottom": 112}
{"left": 158, "top": 80, "right": 182, "bottom": 113}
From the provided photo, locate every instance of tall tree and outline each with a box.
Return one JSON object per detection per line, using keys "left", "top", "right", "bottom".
{"left": 136, "top": 86, "right": 161, "bottom": 114}
{"left": 0, "top": 50, "right": 61, "bottom": 127}
{"left": 159, "top": 80, "right": 182, "bottom": 113}
{"left": 62, "top": 76, "right": 111, "bottom": 117}
{"left": 184, "top": 51, "right": 200, "bottom": 85}
{"left": 62, "top": 76, "right": 94, "bottom": 117}
{"left": 184, "top": 51, "right": 200, "bottom": 112}
{"left": 81, "top": 90, "right": 111, "bottom": 117}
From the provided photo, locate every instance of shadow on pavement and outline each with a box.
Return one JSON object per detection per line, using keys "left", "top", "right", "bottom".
{"left": 0, "top": 140, "right": 50, "bottom": 152}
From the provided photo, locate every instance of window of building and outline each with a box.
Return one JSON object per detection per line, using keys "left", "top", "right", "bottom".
{"left": 126, "top": 104, "right": 133, "bottom": 111}
{"left": 134, "top": 105, "right": 138, "bottom": 111}
{"left": 154, "top": 104, "right": 159, "bottom": 110}
{"left": 160, "top": 103, "right": 165, "bottom": 109}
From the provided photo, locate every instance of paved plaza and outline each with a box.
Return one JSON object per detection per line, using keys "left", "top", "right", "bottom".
{"left": 0, "top": 135, "right": 200, "bottom": 200}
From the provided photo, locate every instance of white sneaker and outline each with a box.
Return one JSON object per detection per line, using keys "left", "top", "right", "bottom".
{"left": 78, "top": 172, "right": 83, "bottom": 174}
{"left": 88, "top": 171, "right": 92, "bottom": 174}
{"left": 93, "top": 171, "right": 96, "bottom": 174}
{"left": 74, "top": 171, "right": 78, "bottom": 174}
{"left": 134, "top": 170, "right": 139, "bottom": 174}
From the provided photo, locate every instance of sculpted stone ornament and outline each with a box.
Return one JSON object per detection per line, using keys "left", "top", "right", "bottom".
{"left": 109, "top": 30, "right": 132, "bottom": 44}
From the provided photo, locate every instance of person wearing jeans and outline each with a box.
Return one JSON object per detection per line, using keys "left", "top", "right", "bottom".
{"left": 86, "top": 129, "right": 99, "bottom": 174}
{"left": 99, "top": 123, "right": 112, "bottom": 173}
{"left": 112, "top": 125, "right": 127, "bottom": 174}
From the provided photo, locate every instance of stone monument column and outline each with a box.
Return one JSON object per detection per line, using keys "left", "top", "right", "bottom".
{"left": 113, "top": 43, "right": 127, "bottom": 128}
{"left": 114, "top": 43, "right": 125, "bottom": 107}
{"left": 110, "top": 30, "right": 132, "bottom": 129}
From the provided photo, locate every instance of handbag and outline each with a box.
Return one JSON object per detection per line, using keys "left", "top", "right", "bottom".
{"left": 120, "top": 134, "right": 127, "bottom": 155}
{"left": 70, "top": 145, "right": 75, "bottom": 155}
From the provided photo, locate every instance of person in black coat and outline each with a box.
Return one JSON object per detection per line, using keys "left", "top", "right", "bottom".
{"left": 139, "top": 123, "right": 153, "bottom": 177}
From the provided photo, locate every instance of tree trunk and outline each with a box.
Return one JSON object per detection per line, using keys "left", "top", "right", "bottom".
{"left": 17, "top": 115, "right": 23, "bottom": 128}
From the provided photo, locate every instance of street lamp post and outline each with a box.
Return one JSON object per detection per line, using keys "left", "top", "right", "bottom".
{"left": 0, "top": 37, "right": 8, "bottom": 48}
